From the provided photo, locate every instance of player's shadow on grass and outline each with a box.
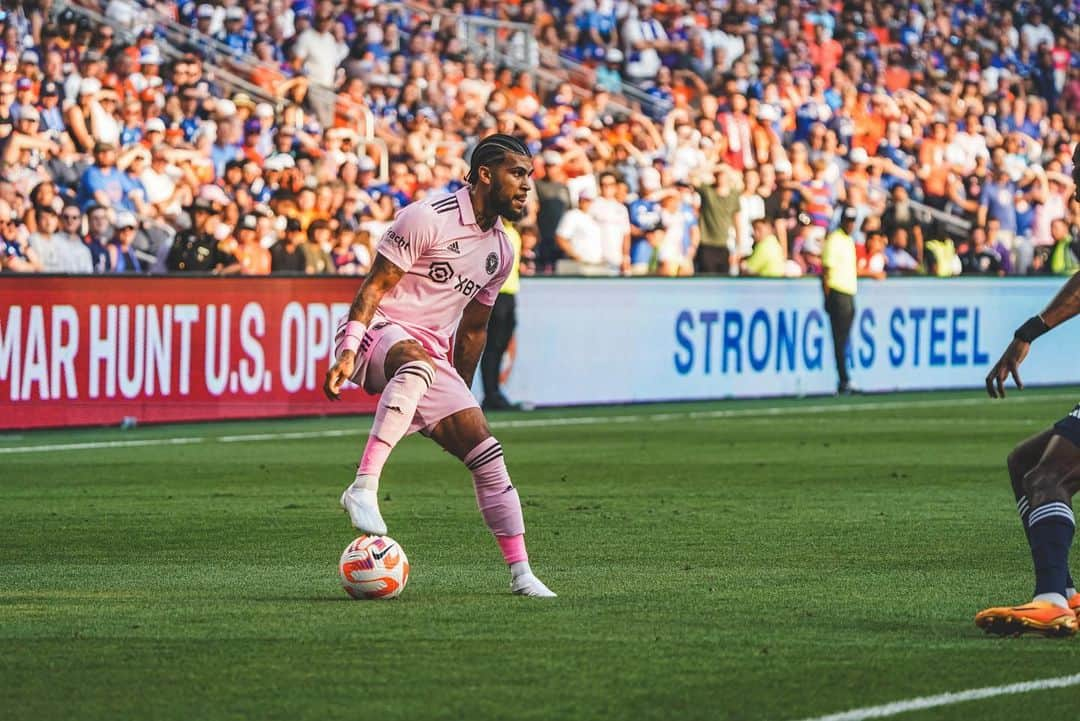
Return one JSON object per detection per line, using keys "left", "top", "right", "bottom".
{"left": 241, "top": 595, "right": 359, "bottom": 603}
{"left": 244, "top": 592, "right": 516, "bottom": 603}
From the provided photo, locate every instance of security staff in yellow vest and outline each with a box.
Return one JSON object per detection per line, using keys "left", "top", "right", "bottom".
{"left": 481, "top": 221, "right": 522, "bottom": 410}
{"left": 822, "top": 206, "right": 859, "bottom": 395}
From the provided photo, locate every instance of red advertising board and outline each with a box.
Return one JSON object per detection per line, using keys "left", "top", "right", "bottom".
{"left": 0, "top": 276, "right": 380, "bottom": 429}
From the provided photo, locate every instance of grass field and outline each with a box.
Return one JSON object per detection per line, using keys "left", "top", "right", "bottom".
{"left": 5, "top": 389, "right": 1080, "bottom": 720}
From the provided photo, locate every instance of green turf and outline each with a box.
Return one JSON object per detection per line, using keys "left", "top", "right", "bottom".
{"left": 5, "top": 389, "right": 1080, "bottom": 721}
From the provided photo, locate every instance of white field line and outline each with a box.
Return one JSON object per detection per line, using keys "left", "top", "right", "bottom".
{"left": 0, "top": 393, "right": 1062, "bottom": 456}
{"left": 0, "top": 437, "right": 204, "bottom": 454}
{"left": 793, "top": 672, "right": 1080, "bottom": 721}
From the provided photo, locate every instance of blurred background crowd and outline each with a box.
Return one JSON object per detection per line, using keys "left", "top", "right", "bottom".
{"left": 0, "top": 0, "right": 1077, "bottom": 278}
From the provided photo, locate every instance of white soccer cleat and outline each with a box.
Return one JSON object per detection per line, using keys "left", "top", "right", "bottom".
{"left": 339, "top": 484, "right": 388, "bottom": 536}
{"left": 511, "top": 573, "right": 557, "bottom": 598}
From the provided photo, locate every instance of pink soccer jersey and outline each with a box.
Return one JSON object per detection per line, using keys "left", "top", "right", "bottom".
{"left": 373, "top": 186, "right": 514, "bottom": 359}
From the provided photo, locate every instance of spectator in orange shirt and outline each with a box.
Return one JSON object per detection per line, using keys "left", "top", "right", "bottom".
{"left": 250, "top": 38, "right": 287, "bottom": 95}
{"left": 234, "top": 214, "right": 270, "bottom": 275}
{"left": 858, "top": 228, "right": 888, "bottom": 280}
{"left": 850, "top": 85, "right": 886, "bottom": 156}
{"left": 508, "top": 72, "right": 540, "bottom": 117}
{"left": 335, "top": 77, "right": 370, "bottom": 132}
{"left": 882, "top": 51, "right": 911, "bottom": 93}
{"left": 918, "top": 121, "right": 952, "bottom": 209}
{"left": 294, "top": 186, "right": 323, "bottom": 230}
{"left": 751, "top": 104, "right": 782, "bottom": 167}
{"left": 808, "top": 26, "right": 842, "bottom": 80}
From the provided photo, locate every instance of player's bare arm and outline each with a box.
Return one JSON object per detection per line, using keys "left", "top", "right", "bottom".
{"left": 986, "top": 271, "right": 1080, "bottom": 399}
{"left": 453, "top": 298, "right": 494, "bottom": 386}
{"left": 324, "top": 254, "right": 406, "bottom": 400}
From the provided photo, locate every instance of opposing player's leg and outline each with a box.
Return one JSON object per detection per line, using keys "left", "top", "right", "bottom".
{"left": 1006, "top": 430, "right": 1079, "bottom": 605}
{"left": 977, "top": 430, "right": 1080, "bottom": 637}
{"left": 340, "top": 329, "right": 436, "bottom": 535}
{"left": 429, "top": 407, "right": 556, "bottom": 598}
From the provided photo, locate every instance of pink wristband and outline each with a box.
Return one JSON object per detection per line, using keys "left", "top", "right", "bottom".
{"left": 334, "top": 319, "right": 367, "bottom": 358}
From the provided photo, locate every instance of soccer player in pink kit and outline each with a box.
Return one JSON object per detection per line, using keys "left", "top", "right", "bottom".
{"left": 324, "top": 134, "right": 555, "bottom": 597}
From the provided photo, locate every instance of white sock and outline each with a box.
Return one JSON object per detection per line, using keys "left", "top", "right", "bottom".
{"left": 1067, "top": 587, "right": 1077, "bottom": 599}
{"left": 353, "top": 472, "right": 379, "bottom": 493}
{"left": 1033, "top": 592, "right": 1070, "bottom": 609}
{"left": 510, "top": 560, "right": 533, "bottom": 580}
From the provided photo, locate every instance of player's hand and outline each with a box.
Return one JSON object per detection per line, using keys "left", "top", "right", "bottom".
{"left": 985, "top": 338, "right": 1029, "bottom": 399}
{"left": 324, "top": 352, "right": 356, "bottom": 401}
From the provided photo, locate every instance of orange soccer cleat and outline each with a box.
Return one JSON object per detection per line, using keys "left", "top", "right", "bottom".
{"left": 1069, "top": 594, "right": 1080, "bottom": 613}
{"left": 975, "top": 600, "right": 1078, "bottom": 638}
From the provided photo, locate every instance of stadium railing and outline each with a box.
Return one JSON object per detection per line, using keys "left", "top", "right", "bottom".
{"left": 133, "top": 1, "right": 283, "bottom": 80}
{"left": 552, "top": 53, "right": 672, "bottom": 118}
{"left": 57, "top": 0, "right": 276, "bottom": 108}
{"left": 908, "top": 198, "right": 974, "bottom": 239}
{"left": 395, "top": 4, "right": 646, "bottom": 116}
{"left": 57, "top": 0, "right": 392, "bottom": 186}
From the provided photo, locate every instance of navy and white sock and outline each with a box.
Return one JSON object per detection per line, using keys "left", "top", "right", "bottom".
{"left": 1027, "top": 501, "right": 1076, "bottom": 607}
{"left": 1019, "top": 495, "right": 1076, "bottom": 597}
{"left": 1017, "top": 495, "right": 1030, "bottom": 529}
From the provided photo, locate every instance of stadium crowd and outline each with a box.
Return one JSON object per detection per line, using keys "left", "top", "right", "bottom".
{"left": 0, "top": 0, "right": 1077, "bottom": 278}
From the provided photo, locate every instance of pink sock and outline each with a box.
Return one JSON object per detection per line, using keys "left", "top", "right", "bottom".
{"left": 356, "top": 360, "right": 434, "bottom": 478}
{"left": 464, "top": 436, "right": 527, "bottom": 542}
{"left": 497, "top": 535, "right": 528, "bottom": 564}
{"left": 358, "top": 437, "right": 393, "bottom": 476}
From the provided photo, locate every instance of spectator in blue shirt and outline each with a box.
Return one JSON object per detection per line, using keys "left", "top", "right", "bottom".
{"left": 595, "top": 49, "right": 624, "bottom": 94}
{"left": 628, "top": 168, "right": 664, "bottom": 274}
{"left": 218, "top": 6, "right": 253, "bottom": 58}
{"left": 118, "top": 147, "right": 151, "bottom": 216}
{"left": 210, "top": 117, "right": 244, "bottom": 178}
{"left": 37, "top": 81, "right": 65, "bottom": 134}
{"left": 806, "top": 0, "right": 836, "bottom": 35}
{"left": 83, "top": 203, "right": 113, "bottom": 273}
{"left": 177, "top": 86, "right": 204, "bottom": 143}
{"left": 78, "top": 141, "right": 129, "bottom": 212}
{"left": 978, "top": 167, "right": 1019, "bottom": 238}
{"left": 118, "top": 99, "right": 144, "bottom": 147}
{"left": 885, "top": 228, "right": 921, "bottom": 274}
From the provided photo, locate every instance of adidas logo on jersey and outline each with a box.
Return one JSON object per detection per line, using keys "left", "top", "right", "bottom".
{"left": 448, "top": 241, "right": 460, "bottom": 254}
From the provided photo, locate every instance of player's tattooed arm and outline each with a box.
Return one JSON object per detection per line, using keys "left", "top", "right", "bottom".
{"left": 1038, "top": 272, "right": 1080, "bottom": 330}
{"left": 347, "top": 254, "right": 406, "bottom": 325}
{"left": 324, "top": 254, "right": 405, "bottom": 400}
{"left": 453, "top": 298, "right": 494, "bottom": 385}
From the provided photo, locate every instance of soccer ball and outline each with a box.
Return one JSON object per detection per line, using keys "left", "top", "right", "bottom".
{"left": 339, "top": 535, "right": 410, "bottom": 600}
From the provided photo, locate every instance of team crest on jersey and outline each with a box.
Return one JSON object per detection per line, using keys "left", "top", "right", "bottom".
{"left": 429, "top": 261, "right": 454, "bottom": 283}
{"left": 485, "top": 252, "right": 498, "bottom": 275}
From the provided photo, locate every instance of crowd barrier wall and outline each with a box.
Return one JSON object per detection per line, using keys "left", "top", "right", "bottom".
{"left": 0, "top": 277, "right": 375, "bottom": 429}
{"left": 1, "top": 277, "right": 1076, "bottom": 430}
{"left": 504, "top": 277, "right": 1079, "bottom": 406}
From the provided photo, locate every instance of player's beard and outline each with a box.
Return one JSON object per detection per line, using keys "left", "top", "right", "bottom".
{"left": 491, "top": 177, "right": 527, "bottom": 221}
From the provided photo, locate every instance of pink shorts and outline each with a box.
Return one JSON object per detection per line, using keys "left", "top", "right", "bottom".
{"left": 352, "top": 320, "right": 479, "bottom": 435}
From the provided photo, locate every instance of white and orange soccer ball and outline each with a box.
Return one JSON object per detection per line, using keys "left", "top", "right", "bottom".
{"left": 339, "top": 535, "right": 410, "bottom": 600}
